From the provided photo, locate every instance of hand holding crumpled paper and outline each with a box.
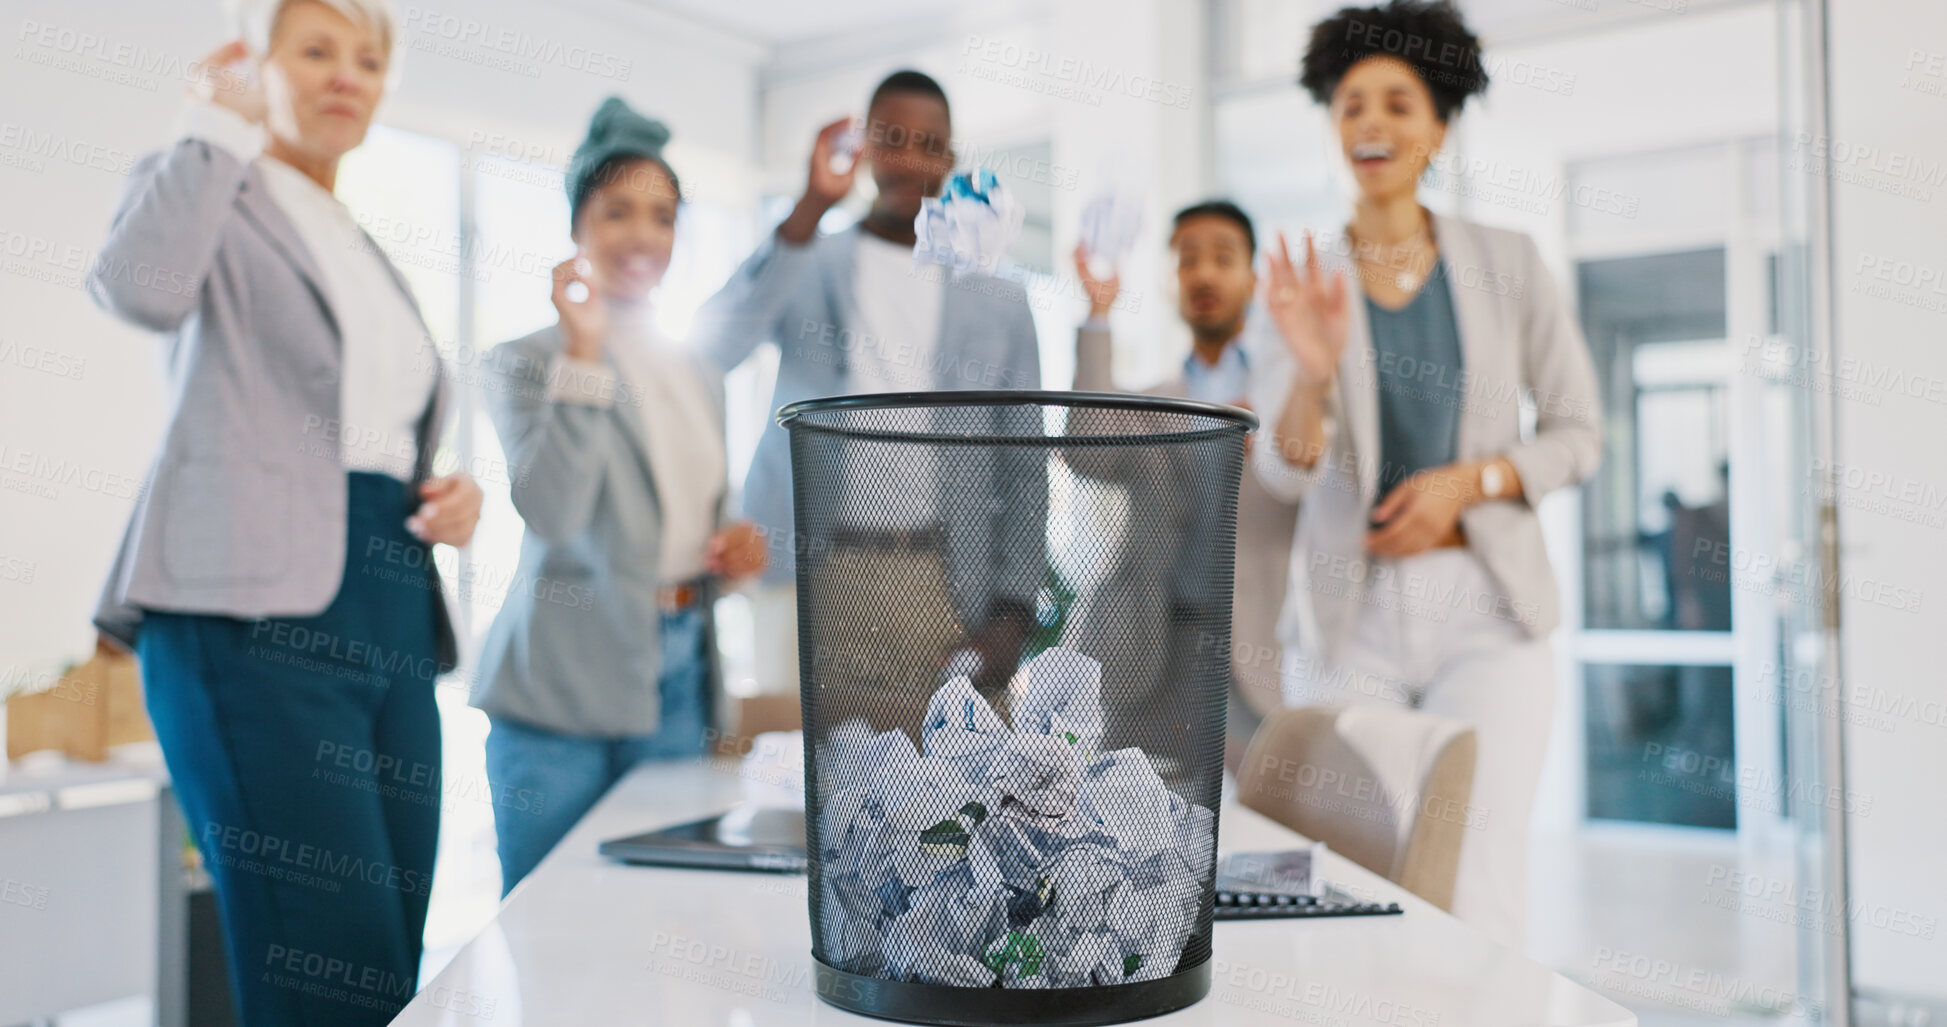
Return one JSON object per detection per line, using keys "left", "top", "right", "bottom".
{"left": 1077, "top": 189, "right": 1144, "bottom": 277}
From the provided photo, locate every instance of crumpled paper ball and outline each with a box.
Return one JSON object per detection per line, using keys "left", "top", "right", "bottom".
{"left": 741, "top": 730, "right": 805, "bottom": 809}
{"left": 885, "top": 755, "right": 980, "bottom": 832}
{"left": 1010, "top": 646, "right": 1105, "bottom": 755}
{"left": 913, "top": 168, "right": 1024, "bottom": 275}
{"left": 988, "top": 733, "right": 1082, "bottom": 823}
{"left": 1078, "top": 747, "right": 1179, "bottom": 863}
{"left": 923, "top": 675, "right": 1009, "bottom": 762}
{"left": 1078, "top": 189, "right": 1144, "bottom": 276}
{"left": 821, "top": 718, "right": 912, "bottom": 797}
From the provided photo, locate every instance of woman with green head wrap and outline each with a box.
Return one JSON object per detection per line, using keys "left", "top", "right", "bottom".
{"left": 470, "top": 96, "right": 767, "bottom": 893}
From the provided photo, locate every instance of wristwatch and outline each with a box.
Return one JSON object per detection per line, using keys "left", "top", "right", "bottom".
{"left": 1480, "top": 461, "right": 1506, "bottom": 501}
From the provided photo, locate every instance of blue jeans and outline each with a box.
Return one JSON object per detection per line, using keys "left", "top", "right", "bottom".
{"left": 138, "top": 472, "right": 441, "bottom": 1027}
{"left": 484, "top": 604, "right": 710, "bottom": 894}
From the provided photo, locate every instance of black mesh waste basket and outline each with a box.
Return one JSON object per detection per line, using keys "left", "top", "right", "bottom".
{"left": 778, "top": 390, "right": 1256, "bottom": 1027}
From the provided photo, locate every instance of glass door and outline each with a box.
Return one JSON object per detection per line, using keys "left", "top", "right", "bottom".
{"left": 1559, "top": 131, "right": 1844, "bottom": 1024}
{"left": 1766, "top": 0, "right": 1851, "bottom": 1019}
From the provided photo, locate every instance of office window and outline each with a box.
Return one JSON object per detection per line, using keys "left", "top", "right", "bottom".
{"left": 338, "top": 127, "right": 464, "bottom": 345}
{"left": 1585, "top": 662, "right": 1737, "bottom": 828}
{"left": 1575, "top": 249, "right": 1730, "bottom": 633}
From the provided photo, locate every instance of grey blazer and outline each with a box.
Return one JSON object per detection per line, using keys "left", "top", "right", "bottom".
{"left": 87, "top": 137, "right": 457, "bottom": 670}
{"left": 1249, "top": 213, "right": 1603, "bottom": 664}
{"left": 1072, "top": 325, "right": 1299, "bottom": 725}
{"left": 469, "top": 326, "right": 728, "bottom": 737}
{"left": 693, "top": 227, "right": 1047, "bottom": 629}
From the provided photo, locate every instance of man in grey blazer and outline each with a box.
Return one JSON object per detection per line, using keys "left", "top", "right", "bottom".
{"left": 693, "top": 70, "right": 1045, "bottom": 718}
{"left": 1069, "top": 201, "right": 1299, "bottom": 765}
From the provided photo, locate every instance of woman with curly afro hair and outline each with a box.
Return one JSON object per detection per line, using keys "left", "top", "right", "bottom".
{"left": 1247, "top": 0, "right": 1604, "bottom": 948}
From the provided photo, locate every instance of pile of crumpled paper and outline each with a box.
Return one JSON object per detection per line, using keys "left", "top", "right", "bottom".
{"left": 813, "top": 646, "right": 1214, "bottom": 989}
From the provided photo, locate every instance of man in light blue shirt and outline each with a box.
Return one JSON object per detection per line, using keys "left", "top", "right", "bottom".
{"left": 1071, "top": 200, "right": 1298, "bottom": 765}
{"left": 1180, "top": 332, "right": 1252, "bottom": 406}
{"left": 1080, "top": 306, "right": 1251, "bottom": 405}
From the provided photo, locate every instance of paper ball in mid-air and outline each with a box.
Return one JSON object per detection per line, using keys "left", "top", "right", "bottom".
{"left": 913, "top": 168, "right": 1025, "bottom": 276}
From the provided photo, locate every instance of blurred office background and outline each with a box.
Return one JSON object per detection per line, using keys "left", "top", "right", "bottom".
{"left": 1, "top": 0, "right": 1940, "bottom": 1024}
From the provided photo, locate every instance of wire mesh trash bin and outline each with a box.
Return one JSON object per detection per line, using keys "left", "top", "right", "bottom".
{"left": 778, "top": 391, "right": 1256, "bottom": 1026}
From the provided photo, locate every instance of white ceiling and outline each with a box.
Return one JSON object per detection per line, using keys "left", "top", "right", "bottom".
{"left": 631, "top": 0, "right": 966, "bottom": 45}
{"left": 628, "top": 0, "right": 1760, "bottom": 54}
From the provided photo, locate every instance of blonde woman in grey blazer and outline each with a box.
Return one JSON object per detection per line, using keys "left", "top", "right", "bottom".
{"left": 86, "top": 4, "right": 481, "bottom": 1024}
{"left": 471, "top": 98, "right": 765, "bottom": 894}
{"left": 1248, "top": 1, "right": 1602, "bottom": 949}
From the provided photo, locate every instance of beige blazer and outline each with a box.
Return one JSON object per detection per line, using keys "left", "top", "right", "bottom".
{"left": 1248, "top": 213, "right": 1602, "bottom": 665}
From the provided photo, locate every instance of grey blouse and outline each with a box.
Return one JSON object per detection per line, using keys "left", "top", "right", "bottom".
{"left": 1366, "top": 260, "right": 1466, "bottom": 497}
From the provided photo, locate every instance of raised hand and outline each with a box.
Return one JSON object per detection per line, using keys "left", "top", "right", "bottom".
{"left": 188, "top": 40, "right": 266, "bottom": 124}
{"left": 551, "top": 255, "right": 608, "bottom": 362}
{"left": 805, "top": 116, "right": 861, "bottom": 208}
{"left": 1264, "top": 230, "right": 1350, "bottom": 384}
{"left": 1072, "top": 243, "right": 1121, "bottom": 318}
{"left": 778, "top": 117, "right": 861, "bottom": 245}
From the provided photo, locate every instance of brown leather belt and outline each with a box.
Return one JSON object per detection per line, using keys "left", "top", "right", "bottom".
{"left": 656, "top": 578, "right": 707, "bottom": 612}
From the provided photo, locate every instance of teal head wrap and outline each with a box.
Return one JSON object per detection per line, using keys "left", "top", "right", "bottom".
{"left": 565, "top": 96, "right": 678, "bottom": 224}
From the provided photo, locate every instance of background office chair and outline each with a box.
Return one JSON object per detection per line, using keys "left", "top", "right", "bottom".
{"left": 1238, "top": 705, "right": 1478, "bottom": 911}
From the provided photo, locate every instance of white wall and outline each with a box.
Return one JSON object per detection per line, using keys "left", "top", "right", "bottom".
{"left": 379, "top": 0, "right": 765, "bottom": 209}
{"left": 1827, "top": 0, "right": 1947, "bottom": 1009}
{"left": 0, "top": 0, "right": 765, "bottom": 686}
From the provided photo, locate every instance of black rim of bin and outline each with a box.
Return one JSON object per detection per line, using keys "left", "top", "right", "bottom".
{"left": 780, "top": 390, "right": 1252, "bottom": 1025}
{"left": 775, "top": 389, "right": 1260, "bottom": 438}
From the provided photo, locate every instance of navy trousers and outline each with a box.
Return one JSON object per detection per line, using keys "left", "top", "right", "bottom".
{"left": 139, "top": 472, "right": 443, "bottom": 1027}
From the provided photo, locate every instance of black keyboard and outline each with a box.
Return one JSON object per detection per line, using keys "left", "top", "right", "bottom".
{"left": 1212, "top": 890, "right": 1402, "bottom": 919}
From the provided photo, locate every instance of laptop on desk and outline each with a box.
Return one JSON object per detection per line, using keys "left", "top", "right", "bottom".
{"left": 598, "top": 805, "right": 807, "bottom": 874}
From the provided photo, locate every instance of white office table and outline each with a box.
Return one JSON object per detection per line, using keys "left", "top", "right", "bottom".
{"left": 0, "top": 752, "right": 188, "bottom": 1026}
{"left": 392, "top": 760, "right": 1635, "bottom": 1026}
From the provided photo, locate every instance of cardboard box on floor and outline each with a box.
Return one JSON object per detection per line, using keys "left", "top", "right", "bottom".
{"left": 6, "top": 638, "right": 152, "bottom": 761}
{"left": 713, "top": 692, "right": 801, "bottom": 758}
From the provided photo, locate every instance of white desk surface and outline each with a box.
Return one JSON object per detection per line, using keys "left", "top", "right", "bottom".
{"left": 392, "top": 760, "right": 1635, "bottom": 1027}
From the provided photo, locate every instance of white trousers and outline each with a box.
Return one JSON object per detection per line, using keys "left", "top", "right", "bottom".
{"left": 1281, "top": 547, "right": 1555, "bottom": 950}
